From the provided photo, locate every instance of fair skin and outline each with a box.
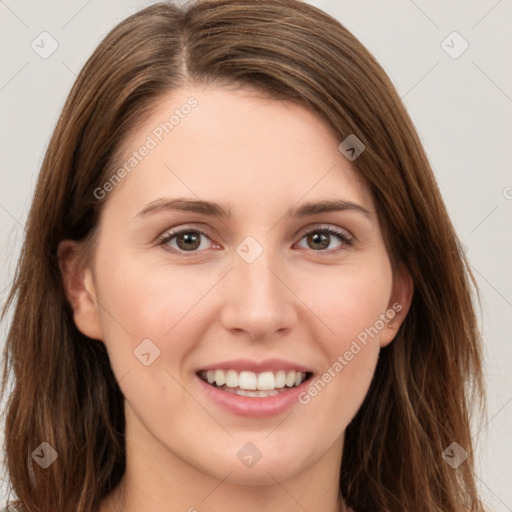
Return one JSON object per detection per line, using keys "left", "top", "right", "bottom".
{"left": 59, "top": 84, "right": 413, "bottom": 512}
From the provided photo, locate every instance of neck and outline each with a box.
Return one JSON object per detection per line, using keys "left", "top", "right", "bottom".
{"left": 102, "top": 468, "right": 350, "bottom": 512}
{"left": 103, "top": 483, "right": 351, "bottom": 512}
{"left": 100, "top": 403, "right": 350, "bottom": 512}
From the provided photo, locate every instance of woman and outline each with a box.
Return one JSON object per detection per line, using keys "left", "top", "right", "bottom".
{"left": 0, "top": 0, "right": 487, "bottom": 511}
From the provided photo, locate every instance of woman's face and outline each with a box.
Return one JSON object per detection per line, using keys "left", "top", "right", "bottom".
{"left": 62, "top": 84, "right": 412, "bottom": 488}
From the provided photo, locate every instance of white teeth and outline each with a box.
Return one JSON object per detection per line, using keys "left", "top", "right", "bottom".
{"left": 257, "top": 371, "right": 275, "bottom": 390}
{"left": 214, "top": 369, "right": 226, "bottom": 386}
{"left": 219, "top": 386, "right": 283, "bottom": 397}
{"left": 225, "top": 369, "right": 238, "bottom": 388}
{"left": 285, "top": 370, "right": 296, "bottom": 387}
{"left": 239, "top": 371, "right": 257, "bottom": 390}
{"left": 274, "top": 370, "right": 286, "bottom": 388}
{"left": 200, "top": 369, "right": 308, "bottom": 392}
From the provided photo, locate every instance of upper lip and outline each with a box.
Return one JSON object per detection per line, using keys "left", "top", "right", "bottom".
{"left": 197, "top": 358, "right": 313, "bottom": 374}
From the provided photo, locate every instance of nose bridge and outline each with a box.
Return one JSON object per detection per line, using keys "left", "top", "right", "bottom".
{"left": 238, "top": 247, "right": 280, "bottom": 300}
{"left": 221, "top": 236, "right": 296, "bottom": 338}
{"left": 236, "top": 238, "right": 285, "bottom": 308}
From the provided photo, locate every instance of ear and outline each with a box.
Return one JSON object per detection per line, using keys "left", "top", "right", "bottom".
{"left": 380, "top": 262, "right": 414, "bottom": 347}
{"left": 57, "top": 240, "right": 104, "bottom": 341}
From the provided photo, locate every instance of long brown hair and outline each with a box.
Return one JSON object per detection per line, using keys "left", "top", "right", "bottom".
{"left": 1, "top": 1, "right": 486, "bottom": 510}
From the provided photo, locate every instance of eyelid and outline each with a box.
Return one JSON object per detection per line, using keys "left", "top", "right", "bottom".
{"left": 296, "top": 223, "right": 353, "bottom": 241}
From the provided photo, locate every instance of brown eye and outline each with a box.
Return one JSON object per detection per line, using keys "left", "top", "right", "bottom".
{"left": 306, "top": 231, "right": 330, "bottom": 250}
{"left": 160, "top": 229, "right": 213, "bottom": 254}
{"left": 175, "top": 231, "right": 201, "bottom": 251}
{"left": 297, "top": 227, "right": 353, "bottom": 253}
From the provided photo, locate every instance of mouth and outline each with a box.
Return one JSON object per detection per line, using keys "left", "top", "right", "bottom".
{"left": 197, "top": 369, "right": 314, "bottom": 398}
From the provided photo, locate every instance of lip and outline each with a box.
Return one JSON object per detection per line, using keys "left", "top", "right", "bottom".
{"left": 197, "top": 358, "right": 313, "bottom": 373}
{"left": 196, "top": 372, "right": 313, "bottom": 419}
{"left": 196, "top": 358, "right": 314, "bottom": 418}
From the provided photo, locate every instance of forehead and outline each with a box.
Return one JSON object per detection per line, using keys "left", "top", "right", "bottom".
{"left": 102, "top": 85, "right": 373, "bottom": 219}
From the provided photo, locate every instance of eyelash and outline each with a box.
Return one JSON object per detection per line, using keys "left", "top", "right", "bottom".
{"left": 158, "top": 224, "right": 354, "bottom": 257}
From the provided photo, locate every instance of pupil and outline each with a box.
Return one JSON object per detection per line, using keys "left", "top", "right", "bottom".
{"left": 178, "top": 232, "right": 200, "bottom": 251}
{"left": 309, "top": 232, "right": 329, "bottom": 250}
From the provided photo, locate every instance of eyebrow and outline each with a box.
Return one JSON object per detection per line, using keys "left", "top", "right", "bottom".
{"left": 134, "top": 197, "right": 373, "bottom": 220}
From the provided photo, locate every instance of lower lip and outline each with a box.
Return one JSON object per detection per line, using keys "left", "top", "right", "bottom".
{"left": 196, "top": 374, "right": 312, "bottom": 418}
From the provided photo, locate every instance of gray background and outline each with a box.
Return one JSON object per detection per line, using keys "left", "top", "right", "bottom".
{"left": 1, "top": 0, "right": 511, "bottom": 509}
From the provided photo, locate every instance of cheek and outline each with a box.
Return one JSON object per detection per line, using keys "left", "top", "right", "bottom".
{"left": 295, "top": 262, "right": 391, "bottom": 413}
{"left": 93, "top": 249, "right": 215, "bottom": 366}
{"left": 102, "top": 270, "right": 188, "bottom": 334}
{"left": 297, "top": 259, "right": 392, "bottom": 347}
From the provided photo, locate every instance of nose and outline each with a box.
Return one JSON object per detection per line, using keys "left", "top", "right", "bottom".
{"left": 220, "top": 245, "right": 298, "bottom": 341}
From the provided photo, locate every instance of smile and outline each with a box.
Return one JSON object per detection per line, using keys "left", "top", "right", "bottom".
{"left": 198, "top": 369, "right": 312, "bottom": 397}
